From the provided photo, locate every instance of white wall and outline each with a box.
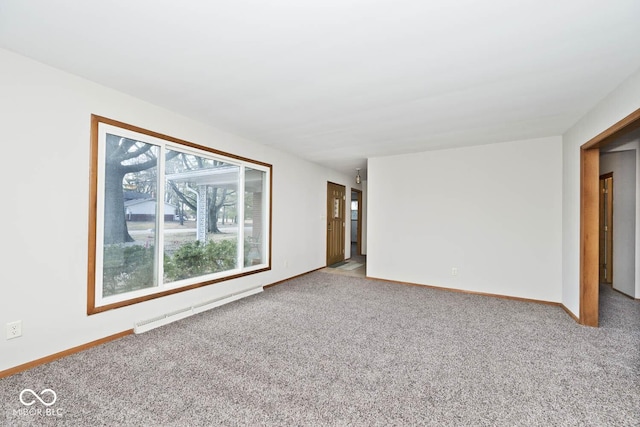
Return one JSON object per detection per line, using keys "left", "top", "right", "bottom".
{"left": 600, "top": 150, "right": 636, "bottom": 297}
{"left": 0, "top": 48, "right": 353, "bottom": 372}
{"left": 367, "top": 137, "right": 563, "bottom": 302}
{"left": 602, "top": 139, "right": 640, "bottom": 298}
{"left": 562, "top": 69, "right": 640, "bottom": 316}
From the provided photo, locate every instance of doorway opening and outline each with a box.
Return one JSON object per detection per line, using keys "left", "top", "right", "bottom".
{"left": 351, "top": 189, "right": 363, "bottom": 257}
{"left": 580, "top": 107, "right": 640, "bottom": 327}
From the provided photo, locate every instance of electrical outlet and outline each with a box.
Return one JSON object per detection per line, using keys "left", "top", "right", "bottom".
{"left": 451, "top": 267, "right": 458, "bottom": 276}
{"left": 6, "top": 321, "right": 22, "bottom": 339}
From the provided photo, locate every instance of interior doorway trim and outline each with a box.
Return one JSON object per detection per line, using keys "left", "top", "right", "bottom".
{"left": 599, "top": 172, "right": 614, "bottom": 285}
{"left": 579, "top": 107, "right": 640, "bottom": 327}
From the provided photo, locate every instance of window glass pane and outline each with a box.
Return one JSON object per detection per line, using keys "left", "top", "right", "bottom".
{"left": 244, "top": 168, "right": 266, "bottom": 267}
{"left": 102, "top": 134, "right": 159, "bottom": 297}
{"left": 164, "top": 151, "right": 239, "bottom": 282}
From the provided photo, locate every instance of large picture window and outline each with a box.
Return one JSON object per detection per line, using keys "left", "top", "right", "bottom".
{"left": 88, "top": 115, "right": 271, "bottom": 314}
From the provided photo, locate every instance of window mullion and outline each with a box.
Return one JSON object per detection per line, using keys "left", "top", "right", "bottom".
{"left": 237, "top": 165, "right": 245, "bottom": 271}
{"left": 156, "top": 144, "right": 166, "bottom": 287}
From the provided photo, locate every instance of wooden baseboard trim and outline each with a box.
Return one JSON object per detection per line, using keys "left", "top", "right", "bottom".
{"left": 0, "top": 329, "right": 133, "bottom": 379}
{"left": 561, "top": 304, "right": 580, "bottom": 323}
{"left": 263, "top": 267, "right": 325, "bottom": 289}
{"left": 366, "top": 275, "right": 561, "bottom": 307}
{"left": 609, "top": 286, "right": 640, "bottom": 301}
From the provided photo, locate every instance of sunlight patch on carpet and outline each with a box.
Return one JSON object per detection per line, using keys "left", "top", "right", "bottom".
{"left": 337, "top": 262, "right": 363, "bottom": 271}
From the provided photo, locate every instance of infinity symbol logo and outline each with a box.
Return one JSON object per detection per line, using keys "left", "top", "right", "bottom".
{"left": 19, "top": 389, "right": 57, "bottom": 407}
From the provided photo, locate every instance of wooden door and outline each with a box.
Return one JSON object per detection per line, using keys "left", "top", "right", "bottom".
{"left": 327, "top": 182, "right": 346, "bottom": 266}
{"left": 599, "top": 173, "right": 613, "bottom": 284}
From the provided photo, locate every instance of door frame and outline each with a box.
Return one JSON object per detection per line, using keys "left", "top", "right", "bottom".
{"left": 598, "top": 172, "right": 613, "bottom": 285}
{"left": 579, "top": 107, "right": 640, "bottom": 327}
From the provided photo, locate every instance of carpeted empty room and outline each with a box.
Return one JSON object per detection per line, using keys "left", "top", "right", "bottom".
{"left": 2, "top": 272, "right": 639, "bottom": 426}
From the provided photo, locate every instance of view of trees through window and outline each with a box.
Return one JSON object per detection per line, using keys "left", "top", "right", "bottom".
{"left": 91, "top": 116, "right": 270, "bottom": 311}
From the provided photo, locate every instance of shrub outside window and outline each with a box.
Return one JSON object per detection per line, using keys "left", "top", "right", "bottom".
{"left": 88, "top": 115, "right": 271, "bottom": 314}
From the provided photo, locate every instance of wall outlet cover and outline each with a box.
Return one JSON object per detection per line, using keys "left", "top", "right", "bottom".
{"left": 6, "top": 320, "right": 22, "bottom": 339}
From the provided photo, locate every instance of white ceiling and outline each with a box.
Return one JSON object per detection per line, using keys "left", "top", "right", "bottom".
{"left": 2, "top": 1, "right": 640, "bottom": 177}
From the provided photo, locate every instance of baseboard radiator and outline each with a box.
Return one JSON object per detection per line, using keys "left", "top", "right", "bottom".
{"left": 134, "top": 286, "right": 263, "bottom": 334}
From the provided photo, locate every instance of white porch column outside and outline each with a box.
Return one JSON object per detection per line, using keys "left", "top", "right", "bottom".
{"left": 197, "top": 185, "right": 207, "bottom": 243}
